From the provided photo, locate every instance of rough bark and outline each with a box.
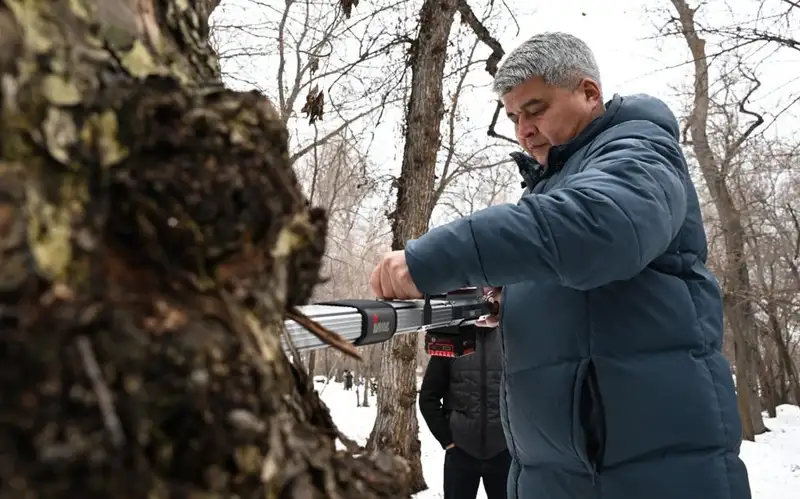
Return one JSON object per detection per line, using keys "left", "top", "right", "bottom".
{"left": 0, "top": 0, "right": 411, "bottom": 497}
{"left": 367, "top": 0, "right": 459, "bottom": 493}
{"left": 670, "top": 0, "right": 766, "bottom": 439}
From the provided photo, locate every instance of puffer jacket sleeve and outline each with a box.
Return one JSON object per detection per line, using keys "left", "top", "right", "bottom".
{"left": 405, "top": 121, "right": 687, "bottom": 292}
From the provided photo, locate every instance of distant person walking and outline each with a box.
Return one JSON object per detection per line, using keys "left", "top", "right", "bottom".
{"left": 419, "top": 326, "right": 510, "bottom": 499}
{"left": 343, "top": 370, "right": 354, "bottom": 391}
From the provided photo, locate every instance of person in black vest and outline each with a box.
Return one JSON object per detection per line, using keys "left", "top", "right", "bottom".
{"left": 419, "top": 326, "right": 510, "bottom": 499}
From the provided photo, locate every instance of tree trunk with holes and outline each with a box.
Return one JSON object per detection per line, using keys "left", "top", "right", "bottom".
{"left": 0, "top": 1, "right": 410, "bottom": 497}
{"left": 670, "top": 0, "right": 765, "bottom": 439}
{"left": 366, "top": 0, "right": 459, "bottom": 493}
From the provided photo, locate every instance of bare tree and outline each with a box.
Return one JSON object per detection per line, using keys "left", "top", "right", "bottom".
{"left": 427, "top": 2, "right": 517, "bottom": 223}
{"left": 436, "top": 166, "right": 519, "bottom": 220}
{"left": 294, "top": 128, "right": 380, "bottom": 377}
{"left": 365, "top": 0, "right": 461, "bottom": 491}
{"left": 664, "top": 1, "right": 800, "bottom": 416}
{"left": 734, "top": 138, "right": 800, "bottom": 410}
{"left": 211, "top": 0, "right": 410, "bottom": 163}
{"left": 362, "top": 0, "right": 513, "bottom": 490}
{"left": 304, "top": 130, "right": 391, "bottom": 382}
{"left": 0, "top": 0, "right": 414, "bottom": 496}
{"left": 668, "top": 0, "right": 779, "bottom": 438}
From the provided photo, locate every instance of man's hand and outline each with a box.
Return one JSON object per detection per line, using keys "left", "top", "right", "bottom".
{"left": 445, "top": 443, "right": 456, "bottom": 450}
{"left": 369, "top": 250, "right": 422, "bottom": 300}
{"left": 476, "top": 286, "right": 502, "bottom": 327}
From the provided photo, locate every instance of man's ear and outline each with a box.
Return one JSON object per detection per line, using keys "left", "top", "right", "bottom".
{"left": 579, "top": 78, "right": 602, "bottom": 106}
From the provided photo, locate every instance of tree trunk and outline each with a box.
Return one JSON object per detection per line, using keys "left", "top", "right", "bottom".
{"left": 362, "top": 373, "right": 370, "bottom": 407}
{"left": 725, "top": 294, "right": 767, "bottom": 437}
{"left": 778, "top": 367, "right": 789, "bottom": 406}
{"left": 766, "top": 306, "right": 800, "bottom": 406}
{"left": 358, "top": 355, "right": 370, "bottom": 407}
{"left": 308, "top": 350, "right": 317, "bottom": 377}
{"left": 744, "top": 209, "right": 800, "bottom": 412}
{"left": 367, "top": 0, "right": 459, "bottom": 493}
{"left": 0, "top": 1, "right": 410, "bottom": 497}
{"left": 670, "top": 0, "right": 766, "bottom": 439}
{"left": 755, "top": 343, "right": 776, "bottom": 418}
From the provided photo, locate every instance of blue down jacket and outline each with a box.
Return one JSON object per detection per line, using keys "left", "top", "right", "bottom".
{"left": 405, "top": 94, "right": 751, "bottom": 499}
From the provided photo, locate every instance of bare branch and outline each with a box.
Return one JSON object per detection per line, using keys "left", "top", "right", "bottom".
{"left": 453, "top": 0, "right": 518, "bottom": 145}
{"left": 488, "top": 101, "right": 518, "bottom": 144}
{"left": 725, "top": 61, "right": 764, "bottom": 156}
{"left": 456, "top": 0, "right": 505, "bottom": 76}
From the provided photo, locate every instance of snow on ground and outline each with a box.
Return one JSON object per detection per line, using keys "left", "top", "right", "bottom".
{"left": 740, "top": 404, "right": 800, "bottom": 498}
{"left": 317, "top": 379, "right": 800, "bottom": 499}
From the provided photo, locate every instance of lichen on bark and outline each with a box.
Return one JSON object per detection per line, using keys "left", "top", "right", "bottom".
{"left": 0, "top": 0, "right": 410, "bottom": 497}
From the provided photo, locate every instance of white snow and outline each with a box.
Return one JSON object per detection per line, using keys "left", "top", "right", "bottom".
{"left": 740, "top": 404, "right": 800, "bottom": 498}
{"left": 317, "top": 379, "right": 800, "bottom": 499}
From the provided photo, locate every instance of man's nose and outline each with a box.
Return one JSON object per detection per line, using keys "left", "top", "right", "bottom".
{"left": 517, "top": 115, "right": 538, "bottom": 139}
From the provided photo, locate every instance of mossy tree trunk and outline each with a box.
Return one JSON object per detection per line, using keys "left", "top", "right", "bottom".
{"left": 0, "top": 0, "right": 409, "bottom": 497}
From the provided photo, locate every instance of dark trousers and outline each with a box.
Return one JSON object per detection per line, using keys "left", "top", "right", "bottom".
{"left": 443, "top": 447, "right": 511, "bottom": 499}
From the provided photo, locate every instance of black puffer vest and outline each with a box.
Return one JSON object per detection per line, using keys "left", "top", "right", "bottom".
{"left": 445, "top": 327, "right": 507, "bottom": 459}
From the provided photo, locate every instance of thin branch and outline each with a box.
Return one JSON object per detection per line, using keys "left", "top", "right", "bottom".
{"left": 454, "top": 0, "right": 518, "bottom": 146}
{"left": 725, "top": 61, "right": 765, "bottom": 157}
{"left": 76, "top": 336, "right": 125, "bottom": 448}
{"left": 487, "top": 101, "right": 517, "bottom": 144}
{"left": 289, "top": 94, "right": 398, "bottom": 163}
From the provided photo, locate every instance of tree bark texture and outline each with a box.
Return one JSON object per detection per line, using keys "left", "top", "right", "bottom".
{"left": 368, "top": 0, "right": 459, "bottom": 493}
{"left": 670, "top": 0, "right": 766, "bottom": 439}
{"left": 0, "top": 0, "right": 411, "bottom": 497}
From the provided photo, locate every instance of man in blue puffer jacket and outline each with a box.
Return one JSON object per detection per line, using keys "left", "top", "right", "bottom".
{"left": 369, "top": 32, "right": 751, "bottom": 499}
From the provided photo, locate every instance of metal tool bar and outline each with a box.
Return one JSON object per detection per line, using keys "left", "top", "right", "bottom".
{"left": 281, "top": 288, "right": 490, "bottom": 352}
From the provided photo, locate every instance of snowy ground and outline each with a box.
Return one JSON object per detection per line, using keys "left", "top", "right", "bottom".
{"left": 317, "top": 379, "right": 800, "bottom": 499}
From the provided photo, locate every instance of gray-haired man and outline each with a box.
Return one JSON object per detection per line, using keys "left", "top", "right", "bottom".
{"left": 370, "top": 32, "right": 751, "bottom": 499}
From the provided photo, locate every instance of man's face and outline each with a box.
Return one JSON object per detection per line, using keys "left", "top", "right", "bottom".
{"left": 501, "top": 76, "right": 602, "bottom": 165}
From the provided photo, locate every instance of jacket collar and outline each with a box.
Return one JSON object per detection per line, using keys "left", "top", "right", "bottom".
{"left": 512, "top": 94, "right": 624, "bottom": 189}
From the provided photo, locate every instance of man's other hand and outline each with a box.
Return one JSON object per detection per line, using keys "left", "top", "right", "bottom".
{"left": 369, "top": 250, "right": 422, "bottom": 300}
{"left": 445, "top": 443, "right": 456, "bottom": 450}
{"left": 476, "top": 286, "right": 502, "bottom": 327}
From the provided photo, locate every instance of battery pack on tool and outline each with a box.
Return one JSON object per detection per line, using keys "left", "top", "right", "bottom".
{"left": 419, "top": 288, "right": 497, "bottom": 359}
{"left": 424, "top": 326, "right": 477, "bottom": 358}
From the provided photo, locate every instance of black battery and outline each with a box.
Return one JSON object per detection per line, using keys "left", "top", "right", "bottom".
{"left": 424, "top": 325, "right": 477, "bottom": 358}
